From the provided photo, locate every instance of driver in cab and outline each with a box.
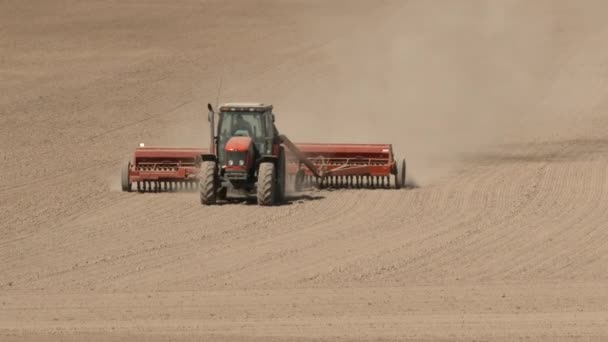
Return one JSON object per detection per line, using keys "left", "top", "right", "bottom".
{"left": 232, "top": 114, "right": 253, "bottom": 137}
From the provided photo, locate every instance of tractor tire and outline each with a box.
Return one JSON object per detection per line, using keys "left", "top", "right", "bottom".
{"left": 121, "top": 162, "right": 132, "bottom": 192}
{"left": 257, "top": 162, "right": 276, "bottom": 206}
{"left": 199, "top": 161, "right": 217, "bottom": 205}
{"left": 276, "top": 147, "right": 286, "bottom": 202}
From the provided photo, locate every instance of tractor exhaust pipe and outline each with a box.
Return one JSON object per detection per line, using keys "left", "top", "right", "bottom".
{"left": 207, "top": 103, "right": 215, "bottom": 154}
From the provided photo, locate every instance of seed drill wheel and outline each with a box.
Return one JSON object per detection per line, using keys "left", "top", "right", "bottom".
{"left": 199, "top": 161, "right": 217, "bottom": 205}
{"left": 257, "top": 162, "right": 276, "bottom": 206}
{"left": 294, "top": 169, "right": 305, "bottom": 192}
{"left": 121, "top": 162, "right": 132, "bottom": 192}
{"left": 395, "top": 158, "right": 407, "bottom": 189}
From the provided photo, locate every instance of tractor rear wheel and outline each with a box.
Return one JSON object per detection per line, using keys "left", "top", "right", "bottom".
{"left": 276, "top": 147, "right": 286, "bottom": 202}
{"left": 257, "top": 162, "right": 276, "bottom": 206}
{"left": 121, "top": 162, "right": 132, "bottom": 192}
{"left": 199, "top": 161, "right": 217, "bottom": 205}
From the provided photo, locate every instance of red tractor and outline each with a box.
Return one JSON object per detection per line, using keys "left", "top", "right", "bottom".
{"left": 199, "top": 102, "right": 289, "bottom": 206}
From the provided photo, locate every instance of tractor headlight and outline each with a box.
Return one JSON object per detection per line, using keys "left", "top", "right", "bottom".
{"left": 226, "top": 151, "right": 247, "bottom": 167}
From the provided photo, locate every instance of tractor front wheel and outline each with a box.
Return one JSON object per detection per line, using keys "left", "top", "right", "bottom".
{"left": 257, "top": 162, "right": 276, "bottom": 206}
{"left": 199, "top": 161, "right": 217, "bottom": 205}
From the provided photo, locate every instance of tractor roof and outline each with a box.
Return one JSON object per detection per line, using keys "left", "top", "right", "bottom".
{"left": 218, "top": 102, "right": 273, "bottom": 112}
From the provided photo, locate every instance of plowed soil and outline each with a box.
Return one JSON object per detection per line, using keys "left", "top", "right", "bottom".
{"left": 2, "top": 1, "right": 608, "bottom": 341}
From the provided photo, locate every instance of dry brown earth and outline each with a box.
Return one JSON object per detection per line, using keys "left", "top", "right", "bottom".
{"left": 1, "top": 1, "right": 608, "bottom": 341}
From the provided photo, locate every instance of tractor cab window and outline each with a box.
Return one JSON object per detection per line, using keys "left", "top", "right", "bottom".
{"left": 219, "top": 112, "right": 264, "bottom": 140}
{"left": 218, "top": 112, "right": 266, "bottom": 164}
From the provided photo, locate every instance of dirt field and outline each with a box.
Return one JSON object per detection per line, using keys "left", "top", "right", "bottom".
{"left": 2, "top": 1, "right": 608, "bottom": 341}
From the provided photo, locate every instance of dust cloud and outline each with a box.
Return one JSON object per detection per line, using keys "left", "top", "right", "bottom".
{"left": 270, "top": 1, "right": 592, "bottom": 185}
{"left": 159, "top": 0, "right": 601, "bottom": 186}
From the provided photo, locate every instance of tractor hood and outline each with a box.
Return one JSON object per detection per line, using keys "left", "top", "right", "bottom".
{"left": 225, "top": 136, "right": 253, "bottom": 153}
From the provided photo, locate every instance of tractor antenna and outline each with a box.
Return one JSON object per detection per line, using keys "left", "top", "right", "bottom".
{"left": 215, "top": 76, "right": 223, "bottom": 109}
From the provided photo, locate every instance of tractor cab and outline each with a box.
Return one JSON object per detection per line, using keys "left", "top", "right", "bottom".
{"left": 215, "top": 103, "right": 278, "bottom": 167}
